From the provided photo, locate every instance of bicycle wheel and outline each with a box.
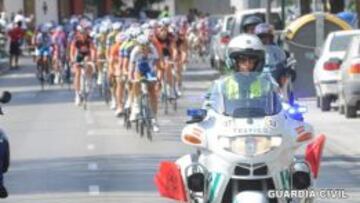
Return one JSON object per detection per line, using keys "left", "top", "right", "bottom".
{"left": 140, "top": 120, "right": 145, "bottom": 137}
{"left": 162, "top": 75, "right": 169, "bottom": 115}
{"left": 37, "top": 62, "right": 45, "bottom": 91}
{"left": 146, "top": 119, "right": 152, "bottom": 141}
{"left": 172, "top": 69, "right": 178, "bottom": 112}
{"left": 103, "top": 79, "right": 111, "bottom": 105}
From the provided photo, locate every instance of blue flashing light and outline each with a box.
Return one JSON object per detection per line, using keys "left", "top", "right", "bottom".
{"left": 187, "top": 108, "right": 206, "bottom": 118}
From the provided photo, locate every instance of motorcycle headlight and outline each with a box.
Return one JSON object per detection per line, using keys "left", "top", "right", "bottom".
{"left": 219, "top": 135, "right": 282, "bottom": 157}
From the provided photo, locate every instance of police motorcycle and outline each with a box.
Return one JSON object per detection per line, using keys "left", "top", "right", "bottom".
{"left": 0, "top": 91, "right": 11, "bottom": 198}
{"left": 155, "top": 72, "right": 325, "bottom": 203}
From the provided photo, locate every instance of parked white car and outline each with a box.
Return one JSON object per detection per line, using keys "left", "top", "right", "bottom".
{"left": 210, "top": 14, "right": 234, "bottom": 70}
{"left": 313, "top": 30, "right": 360, "bottom": 111}
{"left": 338, "top": 35, "right": 360, "bottom": 118}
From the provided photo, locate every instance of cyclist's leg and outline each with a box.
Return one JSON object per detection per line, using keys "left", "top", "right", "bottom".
{"left": 114, "top": 58, "right": 125, "bottom": 116}
{"left": 73, "top": 54, "right": 83, "bottom": 105}
{"left": 129, "top": 67, "right": 141, "bottom": 121}
{"left": 165, "top": 59, "right": 175, "bottom": 98}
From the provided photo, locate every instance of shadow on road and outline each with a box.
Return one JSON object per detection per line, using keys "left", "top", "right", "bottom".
{"left": 6, "top": 154, "right": 178, "bottom": 196}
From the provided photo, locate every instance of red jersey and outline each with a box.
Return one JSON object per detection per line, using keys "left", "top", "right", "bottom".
{"left": 8, "top": 27, "right": 25, "bottom": 43}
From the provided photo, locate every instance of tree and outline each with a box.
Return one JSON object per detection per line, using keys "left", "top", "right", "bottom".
{"left": 300, "top": 0, "right": 312, "bottom": 15}
{"left": 356, "top": 0, "right": 360, "bottom": 28}
{"left": 329, "top": 0, "right": 344, "bottom": 13}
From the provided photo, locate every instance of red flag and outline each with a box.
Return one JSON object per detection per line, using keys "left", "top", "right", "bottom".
{"left": 154, "top": 161, "right": 187, "bottom": 202}
{"left": 305, "top": 134, "right": 326, "bottom": 179}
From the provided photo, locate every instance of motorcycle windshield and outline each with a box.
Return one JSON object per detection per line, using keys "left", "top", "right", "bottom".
{"left": 210, "top": 72, "right": 282, "bottom": 118}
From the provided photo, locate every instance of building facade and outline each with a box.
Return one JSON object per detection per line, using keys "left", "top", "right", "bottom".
{"left": 0, "top": 0, "right": 113, "bottom": 25}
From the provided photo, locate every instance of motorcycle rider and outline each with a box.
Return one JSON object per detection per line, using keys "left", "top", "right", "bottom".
{"left": 255, "top": 23, "right": 286, "bottom": 68}
{"left": 242, "top": 16, "right": 262, "bottom": 34}
{"left": 255, "top": 23, "right": 295, "bottom": 102}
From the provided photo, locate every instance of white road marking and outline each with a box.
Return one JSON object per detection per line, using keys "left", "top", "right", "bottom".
{"left": 88, "top": 185, "right": 100, "bottom": 196}
{"left": 87, "top": 130, "right": 96, "bottom": 136}
{"left": 85, "top": 112, "right": 95, "bottom": 125}
{"left": 88, "top": 162, "right": 98, "bottom": 171}
{"left": 87, "top": 144, "right": 95, "bottom": 151}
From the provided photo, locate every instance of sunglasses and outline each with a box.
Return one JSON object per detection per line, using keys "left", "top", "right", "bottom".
{"left": 235, "top": 55, "right": 257, "bottom": 63}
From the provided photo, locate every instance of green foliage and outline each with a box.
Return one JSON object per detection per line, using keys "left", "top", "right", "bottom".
{"left": 133, "top": 0, "right": 164, "bottom": 12}
{"left": 347, "top": 0, "right": 356, "bottom": 12}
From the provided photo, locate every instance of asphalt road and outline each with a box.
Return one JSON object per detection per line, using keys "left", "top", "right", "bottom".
{"left": 0, "top": 57, "right": 359, "bottom": 203}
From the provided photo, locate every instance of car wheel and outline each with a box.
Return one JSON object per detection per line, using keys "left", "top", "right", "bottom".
{"left": 345, "top": 105, "right": 357, "bottom": 118}
{"left": 339, "top": 105, "right": 345, "bottom": 114}
{"left": 210, "top": 57, "right": 215, "bottom": 68}
{"left": 320, "top": 96, "right": 331, "bottom": 112}
{"left": 316, "top": 96, "right": 320, "bottom": 108}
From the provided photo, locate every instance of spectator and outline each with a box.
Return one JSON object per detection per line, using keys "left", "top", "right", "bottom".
{"left": 158, "top": 5, "right": 170, "bottom": 18}
{"left": 187, "top": 9, "right": 195, "bottom": 23}
{"left": 13, "top": 10, "right": 32, "bottom": 29}
{"left": 8, "top": 21, "right": 25, "bottom": 69}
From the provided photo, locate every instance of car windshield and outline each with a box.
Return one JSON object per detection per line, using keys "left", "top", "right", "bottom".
{"left": 330, "top": 34, "right": 358, "bottom": 52}
{"left": 209, "top": 72, "right": 282, "bottom": 118}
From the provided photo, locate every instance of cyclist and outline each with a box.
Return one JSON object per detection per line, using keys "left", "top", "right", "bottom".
{"left": 242, "top": 15, "right": 262, "bottom": 34}
{"left": 111, "top": 32, "right": 128, "bottom": 117}
{"left": 128, "top": 34, "right": 160, "bottom": 132}
{"left": 120, "top": 28, "right": 140, "bottom": 111}
{"left": 35, "top": 24, "right": 53, "bottom": 81}
{"left": 51, "top": 25, "right": 67, "bottom": 84}
{"left": 151, "top": 18, "right": 178, "bottom": 99}
{"left": 70, "top": 25, "right": 96, "bottom": 106}
{"left": 254, "top": 23, "right": 286, "bottom": 67}
{"left": 95, "top": 25, "right": 109, "bottom": 86}
{"left": 175, "top": 18, "right": 189, "bottom": 96}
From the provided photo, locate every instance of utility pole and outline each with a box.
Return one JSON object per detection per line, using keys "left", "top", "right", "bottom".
{"left": 266, "top": 0, "right": 272, "bottom": 23}
{"left": 357, "top": 0, "right": 360, "bottom": 28}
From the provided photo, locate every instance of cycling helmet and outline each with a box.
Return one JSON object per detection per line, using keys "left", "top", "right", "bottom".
{"left": 99, "top": 25, "right": 108, "bottom": 34}
{"left": 159, "top": 17, "right": 171, "bottom": 27}
{"left": 56, "top": 25, "right": 64, "bottom": 32}
{"left": 41, "top": 24, "right": 50, "bottom": 33}
{"left": 136, "top": 34, "right": 150, "bottom": 46}
{"left": 112, "top": 22, "right": 123, "bottom": 31}
{"left": 77, "top": 25, "right": 86, "bottom": 34}
{"left": 116, "top": 32, "right": 128, "bottom": 43}
{"left": 226, "top": 34, "right": 265, "bottom": 72}
{"left": 242, "top": 15, "right": 262, "bottom": 32}
{"left": 141, "top": 23, "right": 150, "bottom": 30}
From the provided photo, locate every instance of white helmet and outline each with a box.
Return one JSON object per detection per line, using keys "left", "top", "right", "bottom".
{"left": 112, "top": 22, "right": 122, "bottom": 31}
{"left": 149, "top": 20, "right": 158, "bottom": 28}
{"left": 159, "top": 17, "right": 171, "bottom": 27}
{"left": 99, "top": 25, "right": 108, "bottom": 34}
{"left": 41, "top": 24, "right": 50, "bottom": 33}
{"left": 116, "top": 32, "right": 128, "bottom": 43}
{"left": 226, "top": 34, "right": 265, "bottom": 72}
{"left": 136, "top": 34, "right": 150, "bottom": 46}
{"left": 141, "top": 23, "right": 150, "bottom": 30}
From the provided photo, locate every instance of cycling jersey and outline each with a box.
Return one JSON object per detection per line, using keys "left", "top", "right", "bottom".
{"left": 95, "top": 33, "right": 107, "bottom": 57}
{"left": 35, "top": 32, "right": 52, "bottom": 57}
{"left": 106, "top": 31, "right": 118, "bottom": 49}
{"left": 152, "top": 34, "right": 174, "bottom": 57}
{"left": 74, "top": 33, "right": 92, "bottom": 56}
{"left": 130, "top": 44, "right": 159, "bottom": 79}
{"left": 120, "top": 40, "right": 136, "bottom": 58}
